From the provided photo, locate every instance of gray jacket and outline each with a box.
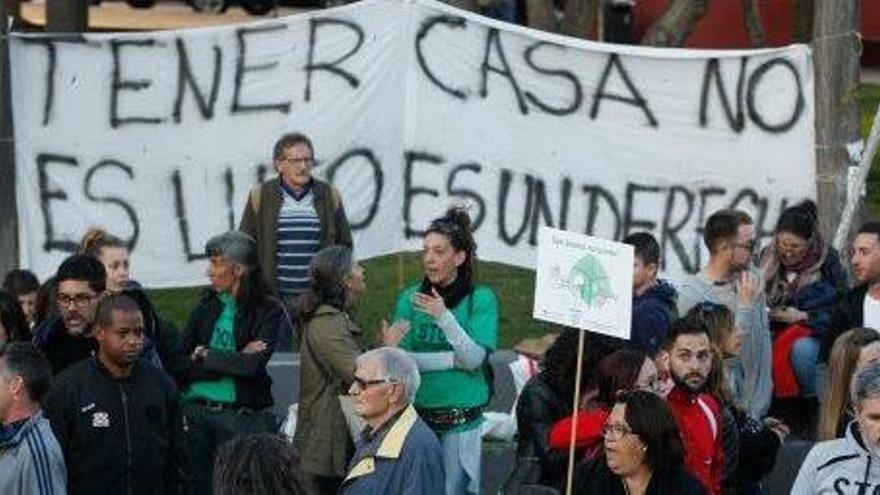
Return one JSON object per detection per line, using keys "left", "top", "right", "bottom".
{"left": 0, "top": 411, "right": 66, "bottom": 495}
{"left": 792, "top": 421, "right": 880, "bottom": 494}
{"left": 293, "top": 304, "right": 363, "bottom": 477}
{"left": 677, "top": 268, "right": 772, "bottom": 419}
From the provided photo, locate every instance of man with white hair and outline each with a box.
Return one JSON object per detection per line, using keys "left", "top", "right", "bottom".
{"left": 340, "top": 347, "right": 445, "bottom": 495}
{"left": 792, "top": 361, "right": 880, "bottom": 493}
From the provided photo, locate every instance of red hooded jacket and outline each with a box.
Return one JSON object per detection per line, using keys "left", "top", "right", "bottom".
{"left": 666, "top": 386, "right": 724, "bottom": 495}
{"left": 547, "top": 407, "right": 609, "bottom": 457}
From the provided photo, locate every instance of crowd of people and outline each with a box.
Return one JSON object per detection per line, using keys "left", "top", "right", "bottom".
{"left": 1, "top": 131, "right": 880, "bottom": 495}
{"left": 508, "top": 202, "right": 880, "bottom": 494}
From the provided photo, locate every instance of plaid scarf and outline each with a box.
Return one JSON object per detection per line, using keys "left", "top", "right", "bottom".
{"left": 759, "top": 233, "right": 827, "bottom": 307}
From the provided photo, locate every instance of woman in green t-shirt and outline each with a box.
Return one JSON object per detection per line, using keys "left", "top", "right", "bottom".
{"left": 385, "top": 207, "right": 499, "bottom": 495}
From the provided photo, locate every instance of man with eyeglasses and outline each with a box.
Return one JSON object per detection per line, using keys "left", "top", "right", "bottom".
{"left": 664, "top": 316, "right": 724, "bottom": 495}
{"left": 240, "top": 132, "right": 352, "bottom": 351}
{"left": 677, "top": 208, "right": 771, "bottom": 420}
{"left": 340, "top": 347, "right": 444, "bottom": 495}
{"left": 44, "top": 293, "right": 181, "bottom": 495}
{"left": 34, "top": 255, "right": 106, "bottom": 375}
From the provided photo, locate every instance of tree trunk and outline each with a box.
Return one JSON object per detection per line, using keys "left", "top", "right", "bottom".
{"left": 792, "top": 0, "right": 815, "bottom": 43}
{"left": 641, "top": 0, "right": 710, "bottom": 47}
{"left": 813, "top": 0, "right": 861, "bottom": 241}
{"left": 3, "top": 0, "right": 20, "bottom": 21}
{"left": 47, "top": 0, "right": 89, "bottom": 32}
{"left": 560, "top": 0, "right": 599, "bottom": 39}
{"left": 525, "top": 0, "right": 558, "bottom": 33}
{"left": 740, "top": 0, "right": 766, "bottom": 47}
{"left": 0, "top": 0, "right": 17, "bottom": 276}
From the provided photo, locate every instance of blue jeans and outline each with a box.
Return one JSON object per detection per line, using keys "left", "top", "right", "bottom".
{"left": 791, "top": 336, "right": 820, "bottom": 398}
{"left": 440, "top": 426, "right": 482, "bottom": 495}
{"left": 181, "top": 401, "right": 277, "bottom": 495}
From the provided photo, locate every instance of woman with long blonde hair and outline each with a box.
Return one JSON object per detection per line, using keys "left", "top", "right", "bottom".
{"left": 817, "top": 328, "right": 880, "bottom": 440}
{"left": 78, "top": 228, "right": 130, "bottom": 292}
{"left": 688, "top": 303, "right": 787, "bottom": 495}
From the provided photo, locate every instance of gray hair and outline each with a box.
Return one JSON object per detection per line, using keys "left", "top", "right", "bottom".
{"left": 851, "top": 361, "right": 880, "bottom": 407}
{"left": 205, "top": 231, "right": 258, "bottom": 269}
{"left": 357, "top": 347, "right": 420, "bottom": 403}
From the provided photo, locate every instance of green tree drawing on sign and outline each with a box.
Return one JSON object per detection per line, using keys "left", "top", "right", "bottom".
{"left": 568, "top": 254, "right": 615, "bottom": 307}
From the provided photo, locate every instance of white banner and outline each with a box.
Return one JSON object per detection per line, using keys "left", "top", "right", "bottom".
{"left": 11, "top": 0, "right": 815, "bottom": 288}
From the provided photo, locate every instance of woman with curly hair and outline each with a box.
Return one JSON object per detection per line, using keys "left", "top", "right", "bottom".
{"left": 384, "top": 207, "right": 498, "bottom": 495}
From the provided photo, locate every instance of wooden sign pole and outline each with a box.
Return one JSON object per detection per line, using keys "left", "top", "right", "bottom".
{"left": 564, "top": 330, "right": 586, "bottom": 495}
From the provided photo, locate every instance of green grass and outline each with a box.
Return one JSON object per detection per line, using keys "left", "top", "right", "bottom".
{"left": 146, "top": 252, "right": 554, "bottom": 349}
{"left": 149, "top": 84, "right": 880, "bottom": 349}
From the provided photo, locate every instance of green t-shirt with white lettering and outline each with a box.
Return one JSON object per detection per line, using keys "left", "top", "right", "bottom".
{"left": 394, "top": 284, "right": 498, "bottom": 415}
{"left": 184, "top": 292, "right": 238, "bottom": 404}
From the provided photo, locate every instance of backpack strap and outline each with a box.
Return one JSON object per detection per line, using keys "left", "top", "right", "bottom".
{"left": 249, "top": 184, "right": 262, "bottom": 218}
{"left": 330, "top": 186, "right": 341, "bottom": 212}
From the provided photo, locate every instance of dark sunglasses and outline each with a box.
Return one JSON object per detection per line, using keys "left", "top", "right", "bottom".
{"left": 352, "top": 376, "right": 396, "bottom": 390}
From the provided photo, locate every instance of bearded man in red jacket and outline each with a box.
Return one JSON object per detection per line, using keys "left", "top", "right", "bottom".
{"left": 665, "top": 316, "right": 724, "bottom": 495}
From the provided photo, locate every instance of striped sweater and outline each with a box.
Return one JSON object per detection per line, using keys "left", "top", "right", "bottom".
{"left": 276, "top": 185, "right": 321, "bottom": 298}
{"left": 0, "top": 411, "right": 66, "bottom": 495}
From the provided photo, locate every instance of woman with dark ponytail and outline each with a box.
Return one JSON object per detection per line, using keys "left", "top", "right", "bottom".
{"left": 384, "top": 207, "right": 498, "bottom": 495}
{"left": 758, "top": 201, "right": 848, "bottom": 414}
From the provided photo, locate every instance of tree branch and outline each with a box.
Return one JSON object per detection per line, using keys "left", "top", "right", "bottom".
{"left": 525, "top": 0, "right": 558, "bottom": 33}
{"left": 792, "top": 0, "right": 815, "bottom": 43}
{"left": 561, "top": 0, "right": 599, "bottom": 39}
{"left": 641, "top": 0, "right": 710, "bottom": 47}
{"left": 740, "top": 0, "right": 767, "bottom": 47}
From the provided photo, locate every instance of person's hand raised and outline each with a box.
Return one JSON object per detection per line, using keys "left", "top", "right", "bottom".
{"left": 736, "top": 271, "right": 761, "bottom": 307}
{"left": 381, "top": 319, "right": 410, "bottom": 347}
{"left": 414, "top": 288, "right": 447, "bottom": 319}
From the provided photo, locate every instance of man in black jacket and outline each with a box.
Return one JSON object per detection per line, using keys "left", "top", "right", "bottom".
{"left": 44, "top": 292, "right": 181, "bottom": 495}
{"left": 821, "top": 221, "right": 880, "bottom": 363}
{"left": 34, "top": 255, "right": 105, "bottom": 375}
{"left": 171, "top": 230, "right": 291, "bottom": 495}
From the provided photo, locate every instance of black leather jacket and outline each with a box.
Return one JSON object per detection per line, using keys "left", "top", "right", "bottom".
{"left": 513, "top": 372, "right": 572, "bottom": 490}
{"left": 171, "top": 289, "right": 291, "bottom": 410}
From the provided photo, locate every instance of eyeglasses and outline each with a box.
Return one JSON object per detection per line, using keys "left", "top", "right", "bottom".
{"left": 277, "top": 156, "right": 314, "bottom": 167}
{"left": 57, "top": 293, "right": 96, "bottom": 308}
{"left": 602, "top": 423, "right": 634, "bottom": 440}
{"left": 352, "top": 376, "right": 396, "bottom": 390}
{"left": 733, "top": 240, "right": 757, "bottom": 252}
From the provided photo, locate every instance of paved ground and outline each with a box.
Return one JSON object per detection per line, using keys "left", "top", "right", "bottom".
{"left": 22, "top": 0, "right": 312, "bottom": 31}
{"left": 864, "top": 67, "right": 880, "bottom": 86}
